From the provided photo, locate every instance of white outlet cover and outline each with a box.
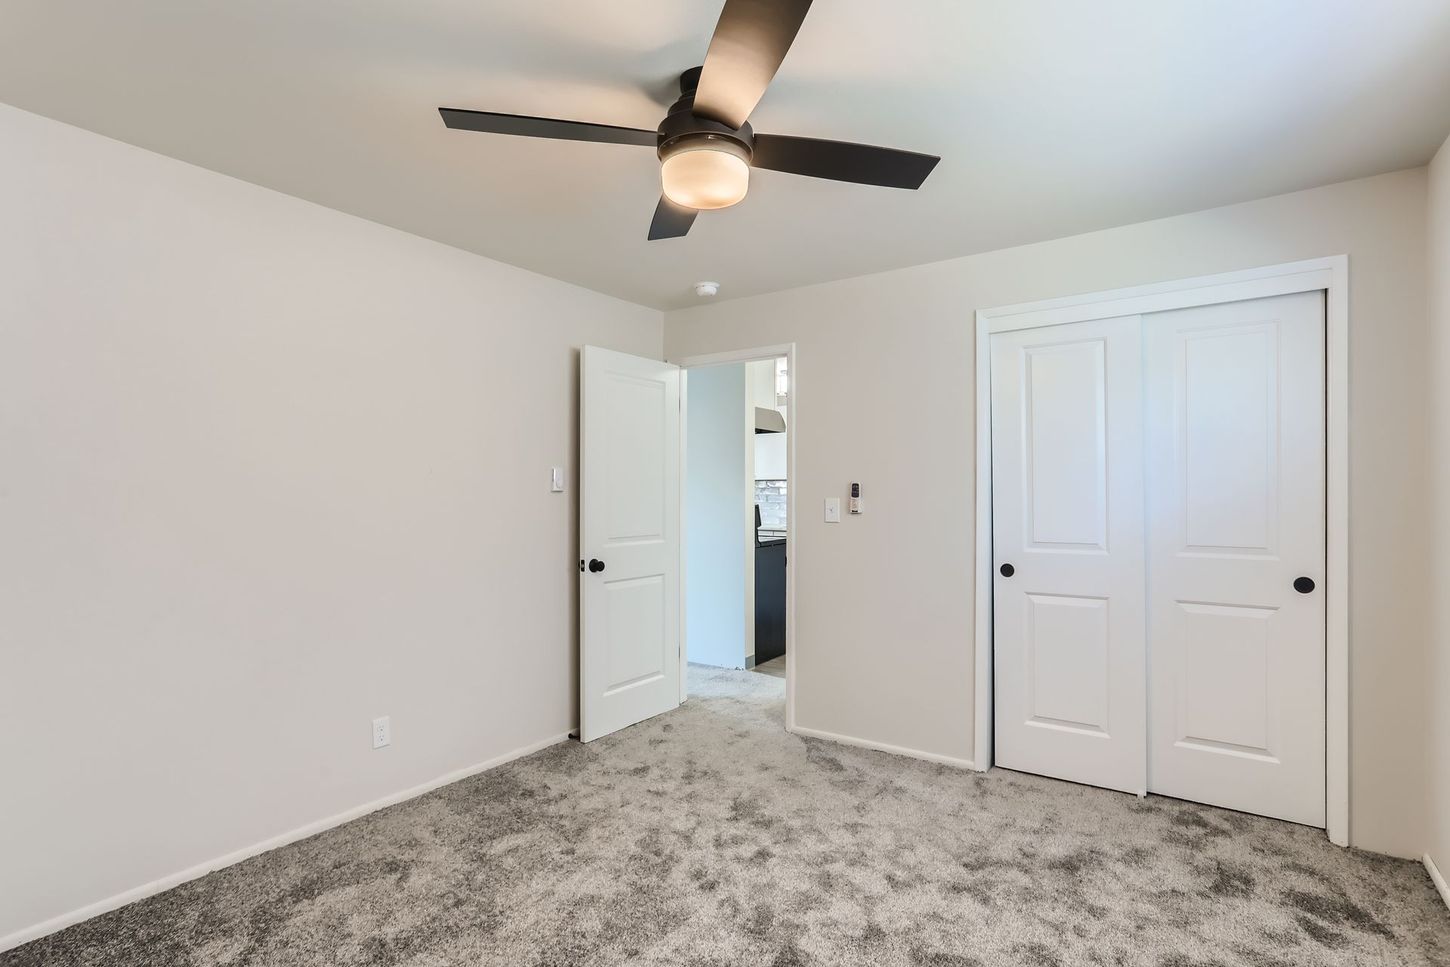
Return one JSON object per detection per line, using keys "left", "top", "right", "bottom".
{"left": 372, "top": 716, "right": 391, "bottom": 749}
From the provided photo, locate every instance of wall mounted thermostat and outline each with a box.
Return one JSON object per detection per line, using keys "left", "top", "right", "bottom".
{"left": 849, "top": 482, "right": 863, "bottom": 515}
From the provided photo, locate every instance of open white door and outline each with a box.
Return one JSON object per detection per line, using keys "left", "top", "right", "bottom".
{"left": 579, "top": 346, "right": 681, "bottom": 742}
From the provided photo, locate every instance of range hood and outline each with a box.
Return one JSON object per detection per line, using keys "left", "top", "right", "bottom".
{"left": 754, "top": 407, "right": 786, "bottom": 434}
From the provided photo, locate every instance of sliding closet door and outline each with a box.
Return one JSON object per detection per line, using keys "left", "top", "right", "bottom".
{"left": 1143, "top": 292, "right": 1325, "bottom": 827}
{"left": 991, "top": 316, "right": 1147, "bottom": 795}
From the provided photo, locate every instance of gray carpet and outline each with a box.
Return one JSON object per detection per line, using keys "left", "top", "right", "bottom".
{"left": 7, "top": 665, "right": 1449, "bottom": 967}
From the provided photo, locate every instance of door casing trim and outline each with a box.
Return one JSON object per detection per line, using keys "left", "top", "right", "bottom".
{"left": 973, "top": 256, "right": 1350, "bottom": 847}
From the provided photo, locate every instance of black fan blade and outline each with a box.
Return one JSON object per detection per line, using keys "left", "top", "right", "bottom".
{"left": 751, "top": 134, "right": 940, "bottom": 189}
{"left": 648, "top": 196, "right": 698, "bottom": 240}
{"left": 694, "top": 0, "right": 813, "bottom": 129}
{"left": 439, "top": 109, "right": 657, "bottom": 147}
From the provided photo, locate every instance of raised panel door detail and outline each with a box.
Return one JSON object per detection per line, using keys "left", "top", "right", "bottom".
{"left": 1025, "top": 593, "right": 1109, "bottom": 735}
{"left": 604, "top": 373, "right": 666, "bottom": 544}
{"left": 1176, "top": 601, "right": 1276, "bottom": 758}
{"left": 604, "top": 574, "right": 666, "bottom": 694}
{"left": 1178, "top": 325, "right": 1279, "bottom": 556}
{"left": 1024, "top": 340, "right": 1108, "bottom": 552}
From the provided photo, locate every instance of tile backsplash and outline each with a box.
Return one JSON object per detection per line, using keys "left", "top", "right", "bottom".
{"left": 755, "top": 479, "right": 787, "bottom": 529}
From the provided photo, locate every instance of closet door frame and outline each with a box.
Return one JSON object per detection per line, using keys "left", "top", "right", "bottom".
{"left": 972, "top": 255, "right": 1350, "bottom": 847}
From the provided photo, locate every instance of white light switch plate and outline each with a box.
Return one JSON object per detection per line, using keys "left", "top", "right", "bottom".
{"left": 824, "top": 498, "right": 841, "bottom": 523}
{"left": 550, "top": 467, "right": 565, "bottom": 492}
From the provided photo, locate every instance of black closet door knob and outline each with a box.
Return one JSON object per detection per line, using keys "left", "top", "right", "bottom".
{"left": 1293, "top": 576, "right": 1315, "bottom": 594}
{"left": 588, "top": 559, "right": 606, "bottom": 573}
{"left": 999, "top": 563, "right": 1015, "bottom": 578}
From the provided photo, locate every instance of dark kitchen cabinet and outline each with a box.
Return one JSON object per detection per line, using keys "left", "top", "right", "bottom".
{"left": 754, "top": 538, "right": 787, "bottom": 664}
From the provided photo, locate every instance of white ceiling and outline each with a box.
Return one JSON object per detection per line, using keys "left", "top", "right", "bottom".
{"left": 4, "top": 1, "right": 1450, "bottom": 310}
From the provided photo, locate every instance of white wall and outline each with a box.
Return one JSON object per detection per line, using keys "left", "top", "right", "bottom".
{"left": 666, "top": 168, "right": 1431, "bottom": 858}
{"left": 755, "top": 433, "right": 788, "bottom": 481}
{"left": 1426, "top": 132, "right": 1450, "bottom": 889}
{"left": 0, "top": 103, "right": 662, "bottom": 944}
{"left": 751, "top": 358, "right": 789, "bottom": 484}
{"left": 748, "top": 358, "right": 780, "bottom": 412}
{"left": 685, "top": 364, "right": 749, "bottom": 669}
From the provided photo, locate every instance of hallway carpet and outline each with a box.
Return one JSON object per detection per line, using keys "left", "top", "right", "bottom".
{"left": 8, "top": 666, "right": 1448, "bottom": 966}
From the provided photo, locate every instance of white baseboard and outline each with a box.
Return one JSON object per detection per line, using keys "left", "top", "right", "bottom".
{"left": 790, "top": 723, "right": 975, "bottom": 770}
{"left": 0, "top": 730, "right": 573, "bottom": 954}
{"left": 1427, "top": 853, "right": 1450, "bottom": 915}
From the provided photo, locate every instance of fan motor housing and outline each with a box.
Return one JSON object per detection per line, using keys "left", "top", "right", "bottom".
{"left": 657, "top": 66, "right": 754, "bottom": 162}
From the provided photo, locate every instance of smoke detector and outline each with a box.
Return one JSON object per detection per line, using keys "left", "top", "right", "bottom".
{"left": 694, "top": 281, "right": 720, "bottom": 298}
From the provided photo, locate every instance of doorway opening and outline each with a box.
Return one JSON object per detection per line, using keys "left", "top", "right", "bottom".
{"left": 678, "top": 346, "right": 796, "bottom": 724}
{"left": 576, "top": 343, "right": 796, "bottom": 743}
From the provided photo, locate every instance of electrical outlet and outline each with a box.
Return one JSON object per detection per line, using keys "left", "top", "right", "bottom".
{"left": 372, "top": 716, "right": 391, "bottom": 750}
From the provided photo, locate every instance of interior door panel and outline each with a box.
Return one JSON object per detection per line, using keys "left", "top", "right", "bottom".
{"left": 1144, "top": 292, "right": 1326, "bottom": 826}
{"left": 580, "top": 346, "right": 681, "bottom": 742}
{"left": 991, "top": 316, "right": 1147, "bottom": 795}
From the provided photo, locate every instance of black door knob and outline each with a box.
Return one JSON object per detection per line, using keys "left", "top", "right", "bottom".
{"left": 1293, "top": 576, "right": 1315, "bottom": 594}
{"left": 588, "top": 558, "right": 606, "bottom": 573}
{"left": 1000, "top": 563, "right": 1015, "bottom": 578}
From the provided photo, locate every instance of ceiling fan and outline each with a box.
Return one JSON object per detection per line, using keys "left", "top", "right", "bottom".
{"left": 438, "top": 0, "right": 940, "bottom": 240}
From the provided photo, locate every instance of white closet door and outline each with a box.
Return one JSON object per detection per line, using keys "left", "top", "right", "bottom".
{"left": 1144, "top": 292, "right": 1325, "bottom": 826}
{"left": 991, "top": 316, "right": 1147, "bottom": 795}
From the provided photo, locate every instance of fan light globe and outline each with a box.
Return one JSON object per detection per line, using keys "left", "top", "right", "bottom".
{"left": 661, "top": 141, "right": 750, "bottom": 210}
